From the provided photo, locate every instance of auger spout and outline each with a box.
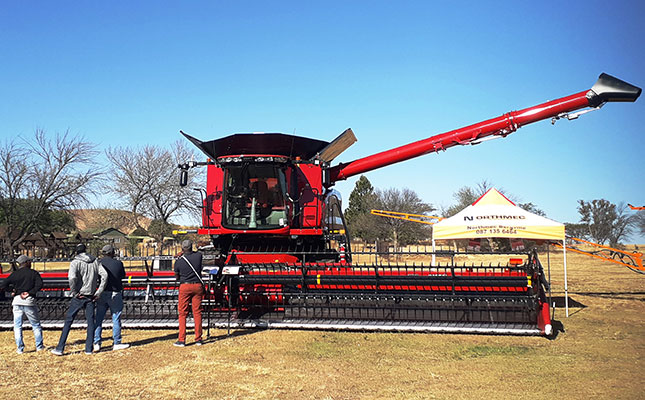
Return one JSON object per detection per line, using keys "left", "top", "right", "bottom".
{"left": 328, "top": 73, "right": 640, "bottom": 182}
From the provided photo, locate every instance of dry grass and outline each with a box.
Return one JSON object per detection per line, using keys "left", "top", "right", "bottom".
{"left": 1, "top": 249, "right": 644, "bottom": 399}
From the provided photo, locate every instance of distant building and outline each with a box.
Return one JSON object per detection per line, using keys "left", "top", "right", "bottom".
{"left": 96, "top": 228, "right": 128, "bottom": 250}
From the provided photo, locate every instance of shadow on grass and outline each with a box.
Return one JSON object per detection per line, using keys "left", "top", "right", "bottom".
{"left": 127, "top": 332, "right": 180, "bottom": 347}
{"left": 102, "top": 328, "right": 265, "bottom": 348}
{"left": 547, "top": 319, "right": 565, "bottom": 340}
{"left": 551, "top": 296, "right": 587, "bottom": 308}
{"left": 572, "top": 291, "right": 645, "bottom": 301}
{"left": 204, "top": 328, "right": 265, "bottom": 344}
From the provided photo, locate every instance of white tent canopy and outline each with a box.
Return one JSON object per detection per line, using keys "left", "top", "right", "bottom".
{"left": 432, "top": 188, "right": 570, "bottom": 316}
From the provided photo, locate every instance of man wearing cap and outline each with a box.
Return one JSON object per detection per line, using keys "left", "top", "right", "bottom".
{"left": 173, "top": 239, "right": 204, "bottom": 347}
{"left": 93, "top": 244, "right": 130, "bottom": 352}
{"left": 1, "top": 255, "right": 44, "bottom": 354}
{"left": 51, "top": 243, "right": 107, "bottom": 356}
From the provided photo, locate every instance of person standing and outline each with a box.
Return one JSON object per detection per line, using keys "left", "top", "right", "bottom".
{"left": 173, "top": 239, "right": 205, "bottom": 347}
{"left": 1, "top": 255, "right": 44, "bottom": 354}
{"left": 93, "top": 244, "right": 130, "bottom": 352}
{"left": 51, "top": 244, "right": 107, "bottom": 356}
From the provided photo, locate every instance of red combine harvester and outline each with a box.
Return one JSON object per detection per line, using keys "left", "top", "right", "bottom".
{"left": 1, "top": 73, "right": 640, "bottom": 335}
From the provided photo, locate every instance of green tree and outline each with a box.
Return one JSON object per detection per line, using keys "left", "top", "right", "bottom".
{"left": 147, "top": 219, "right": 172, "bottom": 254}
{"left": 0, "top": 200, "right": 76, "bottom": 233}
{"left": 564, "top": 223, "right": 590, "bottom": 240}
{"left": 126, "top": 237, "right": 141, "bottom": 257}
{"left": 577, "top": 199, "right": 634, "bottom": 246}
{"left": 345, "top": 176, "right": 380, "bottom": 242}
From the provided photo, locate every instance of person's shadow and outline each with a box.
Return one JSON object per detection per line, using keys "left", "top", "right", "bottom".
{"left": 123, "top": 327, "right": 263, "bottom": 347}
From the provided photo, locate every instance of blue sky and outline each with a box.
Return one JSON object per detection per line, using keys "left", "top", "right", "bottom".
{"left": 1, "top": 1, "right": 644, "bottom": 241}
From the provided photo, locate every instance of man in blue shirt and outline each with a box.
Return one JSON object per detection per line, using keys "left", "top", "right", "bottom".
{"left": 93, "top": 244, "right": 130, "bottom": 352}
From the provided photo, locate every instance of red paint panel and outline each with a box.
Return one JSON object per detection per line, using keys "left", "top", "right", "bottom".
{"left": 204, "top": 164, "right": 223, "bottom": 228}
{"left": 295, "top": 163, "right": 323, "bottom": 228}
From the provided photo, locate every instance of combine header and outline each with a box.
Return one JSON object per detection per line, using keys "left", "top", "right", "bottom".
{"left": 1, "top": 73, "right": 640, "bottom": 336}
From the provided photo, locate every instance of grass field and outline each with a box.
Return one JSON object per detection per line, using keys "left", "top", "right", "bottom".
{"left": 1, "top": 248, "right": 643, "bottom": 399}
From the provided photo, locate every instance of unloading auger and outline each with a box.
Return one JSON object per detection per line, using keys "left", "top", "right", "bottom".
{"left": 1, "top": 73, "right": 640, "bottom": 336}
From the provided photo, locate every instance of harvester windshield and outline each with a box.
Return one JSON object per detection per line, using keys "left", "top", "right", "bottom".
{"left": 223, "top": 163, "right": 288, "bottom": 230}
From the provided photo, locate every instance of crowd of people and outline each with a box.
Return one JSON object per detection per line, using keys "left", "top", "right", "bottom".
{"left": 1, "top": 239, "right": 204, "bottom": 355}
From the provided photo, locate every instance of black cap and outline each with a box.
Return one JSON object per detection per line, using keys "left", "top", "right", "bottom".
{"left": 101, "top": 244, "right": 115, "bottom": 255}
{"left": 75, "top": 243, "right": 87, "bottom": 254}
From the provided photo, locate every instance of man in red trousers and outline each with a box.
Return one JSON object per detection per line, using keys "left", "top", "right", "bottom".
{"left": 173, "top": 240, "right": 204, "bottom": 347}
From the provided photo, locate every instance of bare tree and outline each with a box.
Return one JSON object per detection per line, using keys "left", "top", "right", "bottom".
{"left": 635, "top": 211, "right": 645, "bottom": 237}
{"left": 442, "top": 180, "right": 545, "bottom": 217}
{"left": 375, "top": 187, "right": 435, "bottom": 250}
{"left": 0, "top": 130, "right": 101, "bottom": 255}
{"left": 106, "top": 140, "right": 201, "bottom": 228}
{"left": 442, "top": 180, "right": 495, "bottom": 217}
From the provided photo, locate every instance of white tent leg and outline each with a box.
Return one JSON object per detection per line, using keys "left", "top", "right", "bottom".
{"left": 563, "top": 240, "right": 569, "bottom": 317}
{"left": 431, "top": 239, "right": 436, "bottom": 266}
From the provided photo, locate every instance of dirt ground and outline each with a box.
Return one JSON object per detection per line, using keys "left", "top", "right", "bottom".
{"left": 1, "top": 248, "right": 643, "bottom": 399}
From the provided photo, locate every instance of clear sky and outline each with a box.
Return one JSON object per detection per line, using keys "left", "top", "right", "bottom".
{"left": 1, "top": 1, "right": 644, "bottom": 241}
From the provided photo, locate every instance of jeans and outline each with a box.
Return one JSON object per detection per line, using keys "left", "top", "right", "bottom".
{"left": 13, "top": 305, "right": 44, "bottom": 352}
{"left": 178, "top": 283, "right": 204, "bottom": 342}
{"left": 55, "top": 297, "right": 95, "bottom": 353}
{"left": 94, "top": 291, "right": 124, "bottom": 345}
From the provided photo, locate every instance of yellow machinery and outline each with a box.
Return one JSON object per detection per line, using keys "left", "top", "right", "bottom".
{"left": 553, "top": 237, "right": 644, "bottom": 274}
{"left": 370, "top": 209, "right": 443, "bottom": 225}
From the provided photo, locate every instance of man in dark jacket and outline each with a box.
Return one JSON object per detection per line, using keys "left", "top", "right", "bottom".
{"left": 1, "top": 255, "right": 44, "bottom": 354}
{"left": 51, "top": 243, "right": 107, "bottom": 356}
{"left": 173, "top": 239, "right": 204, "bottom": 347}
{"left": 93, "top": 244, "right": 130, "bottom": 352}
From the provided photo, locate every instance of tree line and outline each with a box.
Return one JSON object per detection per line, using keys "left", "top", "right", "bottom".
{"left": 345, "top": 176, "right": 645, "bottom": 248}
{"left": 0, "top": 130, "right": 200, "bottom": 256}
{"left": 1, "top": 130, "right": 643, "bottom": 256}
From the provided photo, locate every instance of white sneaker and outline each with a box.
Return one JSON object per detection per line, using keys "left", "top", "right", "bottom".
{"left": 93, "top": 343, "right": 101, "bottom": 352}
{"left": 51, "top": 349, "right": 63, "bottom": 356}
{"left": 113, "top": 343, "right": 130, "bottom": 351}
{"left": 16, "top": 349, "right": 24, "bottom": 354}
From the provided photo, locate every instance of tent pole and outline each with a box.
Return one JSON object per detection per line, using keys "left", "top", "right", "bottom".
{"left": 547, "top": 242, "right": 553, "bottom": 319}
{"left": 563, "top": 240, "right": 569, "bottom": 317}
{"left": 431, "top": 239, "right": 436, "bottom": 266}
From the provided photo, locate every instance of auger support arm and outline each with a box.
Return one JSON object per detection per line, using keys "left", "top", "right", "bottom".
{"left": 328, "top": 73, "right": 641, "bottom": 182}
